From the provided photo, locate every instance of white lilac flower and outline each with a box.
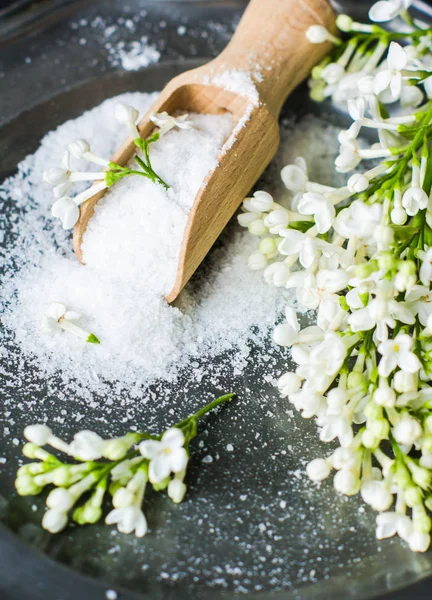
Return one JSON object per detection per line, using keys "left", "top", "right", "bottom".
{"left": 243, "top": 190, "right": 274, "bottom": 213}
{"left": 306, "top": 458, "right": 331, "bottom": 481}
{"left": 369, "top": 0, "right": 413, "bottom": 22}
{"left": 167, "top": 476, "right": 187, "bottom": 503}
{"left": 105, "top": 506, "right": 148, "bottom": 537}
{"left": 392, "top": 413, "right": 423, "bottom": 445}
{"left": 373, "top": 43, "right": 408, "bottom": 98}
{"left": 40, "top": 302, "right": 100, "bottom": 344}
{"left": 139, "top": 428, "right": 188, "bottom": 484}
{"left": 277, "top": 372, "right": 302, "bottom": 397}
{"left": 150, "top": 112, "right": 193, "bottom": 137}
{"left": 69, "top": 431, "right": 106, "bottom": 461}
{"left": 42, "top": 509, "right": 69, "bottom": 534}
{"left": 51, "top": 197, "right": 80, "bottom": 230}
{"left": 297, "top": 192, "right": 335, "bottom": 234}
{"left": 376, "top": 511, "right": 413, "bottom": 541}
{"left": 114, "top": 103, "right": 140, "bottom": 138}
{"left": 68, "top": 139, "right": 110, "bottom": 167}
{"left": 377, "top": 333, "right": 421, "bottom": 377}
{"left": 278, "top": 230, "right": 322, "bottom": 269}
{"left": 281, "top": 157, "right": 308, "bottom": 192}
{"left": 305, "top": 25, "right": 340, "bottom": 45}
{"left": 405, "top": 286, "right": 432, "bottom": 326}
{"left": 361, "top": 480, "right": 393, "bottom": 512}
{"left": 402, "top": 187, "right": 429, "bottom": 216}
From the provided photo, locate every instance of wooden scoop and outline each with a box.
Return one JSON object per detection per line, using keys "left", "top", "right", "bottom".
{"left": 73, "top": 0, "right": 335, "bottom": 303}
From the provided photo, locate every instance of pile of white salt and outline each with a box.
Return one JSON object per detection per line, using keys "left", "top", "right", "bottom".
{"left": 0, "top": 91, "right": 342, "bottom": 396}
{"left": 0, "top": 92, "right": 285, "bottom": 389}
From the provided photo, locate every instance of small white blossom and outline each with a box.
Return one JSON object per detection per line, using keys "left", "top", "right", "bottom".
{"left": 306, "top": 458, "right": 331, "bottom": 481}
{"left": 297, "top": 192, "right": 335, "bottom": 234}
{"left": 378, "top": 333, "right": 421, "bottom": 377}
{"left": 139, "top": 428, "right": 188, "bottom": 484}
{"left": 51, "top": 197, "right": 80, "bottom": 230}
{"left": 105, "top": 506, "right": 148, "bottom": 537}
{"left": 114, "top": 103, "right": 140, "bottom": 138}
{"left": 373, "top": 43, "right": 408, "bottom": 98}
{"left": 392, "top": 413, "right": 423, "bottom": 445}
{"left": 150, "top": 111, "right": 193, "bottom": 136}
{"left": 167, "top": 478, "right": 187, "bottom": 503}
{"left": 69, "top": 430, "right": 106, "bottom": 461}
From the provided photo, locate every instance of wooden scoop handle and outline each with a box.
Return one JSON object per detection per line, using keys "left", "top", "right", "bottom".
{"left": 211, "top": 0, "right": 335, "bottom": 115}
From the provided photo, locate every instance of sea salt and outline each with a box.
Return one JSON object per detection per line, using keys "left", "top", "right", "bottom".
{"left": 0, "top": 92, "right": 286, "bottom": 394}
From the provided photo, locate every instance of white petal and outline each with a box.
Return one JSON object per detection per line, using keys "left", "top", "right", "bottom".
{"left": 62, "top": 206, "right": 80, "bottom": 230}
{"left": 51, "top": 197, "right": 73, "bottom": 218}
{"left": 169, "top": 447, "right": 188, "bottom": 473}
{"left": 149, "top": 454, "right": 171, "bottom": 483}
{"left": 139, "top": 439, "right": 161, "bottom": 459}
{"left": 46, "top": 302, "right": 66, "bottom": 321}
{"left": 369, "top": 0, "right": 398, "bottom": 22}
{"left": 161, "top": 427, "right": 185, "bottom": 448}
{"left": 388, "top": 42, "right": 407, "bottom": 71}
{"left": 63, "top": 310, "right": 81, "bottom": 322}
{"left": 373, "top": 70, "right": 393, "bottom": 95}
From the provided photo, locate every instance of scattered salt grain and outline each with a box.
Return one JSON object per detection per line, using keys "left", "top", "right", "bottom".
{"left": 105, "top": 590, "right": 118, "bottom": 600}
{"left": 226, "top": 444, "right": 234, "bottom": 452}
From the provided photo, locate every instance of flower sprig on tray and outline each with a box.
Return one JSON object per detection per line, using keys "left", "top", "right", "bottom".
{"left": 15, "top": 393, "right": 234, "bottom": 537}
{"left": 240, "top": 1, "right": 432, "bottom": 552}
{"left": 43, "top": 107, "right": 192, "bottom": 230}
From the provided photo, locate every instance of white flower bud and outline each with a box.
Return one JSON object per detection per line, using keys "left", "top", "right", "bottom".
{"left": 263, "top": 209, "right": 289, "bottom": 233}
{"left": 306, "top": 458, "right": 331, "bottom": 481}
{"left": 24, "top": 424, "right": 52, "bottom": 446}
{"left": 373, "top": 225, "right": 394, "bottom": 249}
{"left": 237, "top": 212, "right": 259, "bottom": 227}
{"left": 43, "top": 167, "right": 69, "bottom": 186}
{"left": 42, "top": 509, "right": 68, "bottom": 533}
{"left": 331, "top": 446, "right": 357, "bottom": 470}
{"left": 281, "top": 164, "right": 307, "bottom": 192}
{"left": 69, "top": 430, "right": 106, "bottom": 461}
{"left": 263, "top": 262, "right": 290, "bottom": 287}
{"left": 273, "top": 323, "right": 298, "bottom": 347}
{"left": 393, "top": 414, "right": 422, "bottom": 446}
{"left": 321, "top": 63, "right": 345, "bottom": 85}
{"left": 259, "top": 237, "right": 278, "bottom": 258}
{"left": 347, "top": 173, "right": 369, "bottom": 194}
{"left": 362, "top": 429, "right": 379, "bottom": 449}
{"left": 249, "top": 191, "right": 274, "bottom": 212}
{"left": 326, "top": 388, "right": 348, "bottom": 414}
{"left": 336, "top": 14, "right": 353, "bottom": 31}
{"left": 408, "top": 531, "right": 431, "bottom": 552}
{"left": 374, "top": 386, "right": 396, "bottom": 407}
{"left": 114, "top": 103, "right": 139, "bottom": 125}
{"left": 333, "top": 469, "right": 360, "bottom": 495}
{"left": 277, "top": 372, "right": 301, "bottom": 397}
{"left": 305, "top": 25, "right": 331, "bottom": 44}
{"left": 168, "top": 478, "right": 187, "bottom": 503}
{"left": 247, "top": 251, "right": 267, "bottom": 271}
{"left": 69, "top": 139, "right": 90, "bottom": 158}
{"left": 393, "top": 370, "right": 417, "bottom": 393}
{"left": 113, "top": 487, "right": 135, "bottom": 508}
{"left": 248, "top": 219, "right": 268, "bottom": 236}
{"left": 361, "top": 480, "right": 393, "bottom": 512}
{"left": 46, "top": 487, "right": 75, "bottom": 511}
{"left": 390, "top": 207, "right": 407, "bottom": 225}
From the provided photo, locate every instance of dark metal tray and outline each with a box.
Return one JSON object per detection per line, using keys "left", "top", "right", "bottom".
{"left": 1, "top": 1, "right": 432, "bottom": 599}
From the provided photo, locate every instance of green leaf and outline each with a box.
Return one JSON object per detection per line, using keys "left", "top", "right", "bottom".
{"left": 87, "top": 334, "right": 100, "bottom": 344}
